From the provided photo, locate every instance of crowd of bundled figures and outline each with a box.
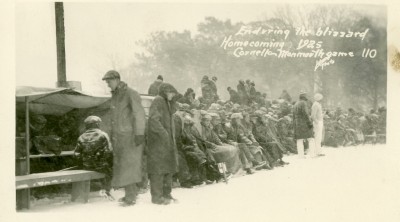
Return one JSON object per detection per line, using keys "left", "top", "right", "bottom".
{"left": 170, "top": 74, "right": 387, "bottom": 148}
{"left": 16, "top": 71, "right": 386, "bottom": 206}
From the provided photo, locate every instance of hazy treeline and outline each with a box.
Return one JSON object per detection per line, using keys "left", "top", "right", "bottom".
{"left": 118, "top": 5, "right": 386, "bottom": 112}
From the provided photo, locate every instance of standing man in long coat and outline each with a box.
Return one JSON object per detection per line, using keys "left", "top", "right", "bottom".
{"left": 147, "top": 83, "right": 179, "bottom": 205}
{"left": 102, "top": 70, "right": 146, "bottom": 206}
{"left": 279, "top": 90, "right": 292, "bottom": 103}
{"left": 210, "top": 76, "right": 219, "bottom": 102}
{"left": 227, "top": 87, "right": 240, "bottom": 104}
{"left": 293, "top": 91, "right": 315, "bottom": 158}
{"left": 237, "top": 80, "right": 248, "bottom": 105}
{"left": 311, "top": 93, "right": 325, "bottom": 157}
{"left": 200, "top": 76, "right": 212, "bottom": 101}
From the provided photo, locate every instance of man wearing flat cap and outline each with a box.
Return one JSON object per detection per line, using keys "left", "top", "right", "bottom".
{"left": 311, "top": 93, "right": 325, "bottom": 157}
{"left": 293, "top": 91, "right": 315, "bottom": 158}
{"left": 75, "top": 116, "right": 113, "bottom": 200}
{"left": 102, "top": 70, "right": 146, "bottom": 206}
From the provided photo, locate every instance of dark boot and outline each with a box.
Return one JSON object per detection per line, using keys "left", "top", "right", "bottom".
{"left": 120, "top": 199, "right": 136, "bottom": 207}
{"left": 152, "top": 197, "right": 170, "bottom": 205}
{"left": 252, "top": 160, "right": 266, "bottom": 170}
{"left": 279, "top": 160, "right": 289, "bottom": 165}
{"left": 163, "top": 194, "right": 179, "bottom": 203}
{"left": 120, "top": 183, "right": 137, "bottom": 206}
{"left": 246, "top": 168, "right": 255, "bottom": 174}
{"left": 180, "top": 181, "right": 193, "bottom": 188}
{"left": 262, "top": 164, "right": 273, "bottom": 170}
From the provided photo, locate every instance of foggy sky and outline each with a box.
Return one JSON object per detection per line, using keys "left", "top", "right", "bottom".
{"left": 16, "top": 2, "right": 278, "bottom": 94}
{"left": 16, "top": 2, "right": 386, "bottom": 95}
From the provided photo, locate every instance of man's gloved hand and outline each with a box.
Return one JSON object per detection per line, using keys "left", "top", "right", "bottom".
{"left": 135, "top": 135, "right": 145, "bottom": 146}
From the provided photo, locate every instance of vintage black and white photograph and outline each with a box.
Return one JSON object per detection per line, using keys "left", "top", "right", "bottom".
{"left": 6, "top": 0, "right": 400, "bottom": 221}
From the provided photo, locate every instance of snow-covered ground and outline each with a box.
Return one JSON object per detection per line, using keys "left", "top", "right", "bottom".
{"left": 17, "top": 144, "right": 400, "bottom": 222}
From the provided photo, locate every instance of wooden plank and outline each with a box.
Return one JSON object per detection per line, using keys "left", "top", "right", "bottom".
{"left": 15, "top": 151, "right": 75, "bottom": 160}
{"left": 16, "top": 170, "right": 104, "bottom": 190}
{"left": 29, "top": 151, "right": 74, "bottom": 159}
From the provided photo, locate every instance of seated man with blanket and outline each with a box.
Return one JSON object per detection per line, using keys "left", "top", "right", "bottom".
{"left": 252, "top": 111, "right": 288, "bottom": 167}
{"left": 185, "top": 112, "right": 224, "bottom": 183}
{"left": 217, "top": 111, "right": 255, "bottom": 174}
{"left": 276, "top": 116, "right": 297, "bottom": 154}
{"left": 199, "top": 114, "right": 239, "bottom": 181}
{"left": 207, "top": 112, "right": 243, "bottom": 176}
{"left": 227, "top": 113, "right": 269, "bottom": 173}
{"left": 180, "top": 113, "right": 217, "bottom": 185}
{"left": 173, "top": 103, "right": 197, "bottom": 188}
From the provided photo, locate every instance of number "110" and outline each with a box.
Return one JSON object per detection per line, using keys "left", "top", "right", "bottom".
{"left": 362, "top": 48, "right": 377, "bottom": 58}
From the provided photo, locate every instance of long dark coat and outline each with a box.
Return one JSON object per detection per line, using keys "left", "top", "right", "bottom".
{"left": 229, "top": 89, "right": 240, "bottom": 104}
{"left": 109, "top": 81, "right": 146, "bottom": 187}
{"left": 237, "top": 82, "right": 249, "bottom": 105}
{"left": 293, "top": 99, "right": 313, "bottom": 139}
{"left": 148, "top": 80, "right": 163, "bottom": 96}
{"left": 147, "top": 83, "right": 179, "bottom": 174}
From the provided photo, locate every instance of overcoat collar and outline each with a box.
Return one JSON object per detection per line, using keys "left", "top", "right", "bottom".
{"left": 111, "top": 81, "right": 127, "bottom": 96}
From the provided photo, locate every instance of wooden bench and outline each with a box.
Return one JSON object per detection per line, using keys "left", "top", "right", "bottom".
{"left": 16, "top": 170, "right": 105, "bottom": 210}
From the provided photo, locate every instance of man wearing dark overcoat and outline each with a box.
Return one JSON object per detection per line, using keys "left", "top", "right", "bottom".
{"left": 147, "top": 82, "right": 179, "bottom": 205}
{"left": 293, "top": 91, "right": 315, "bottom": 158}
{"left": 102, "top": 70, "right": 146, "bottom": 206}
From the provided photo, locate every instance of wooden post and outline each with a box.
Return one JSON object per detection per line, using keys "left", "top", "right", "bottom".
{"left": 55, "top": 2, "right": 67, "bottom": 87}
{"left": 25, "top": 97, "right": 30, "bottom": 174}
{"left": 17, "top": 97, "right": 31, "bottom": 210}
{"left": 71, "top": 181, "right": 83, "bottom": 202}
